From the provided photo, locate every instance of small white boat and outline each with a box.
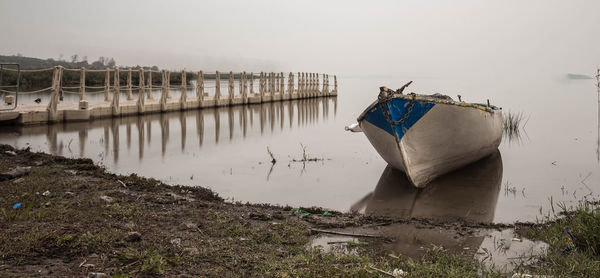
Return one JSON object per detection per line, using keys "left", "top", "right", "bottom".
{"left": 348, "top": 82, "right": 503, "bottom": 188}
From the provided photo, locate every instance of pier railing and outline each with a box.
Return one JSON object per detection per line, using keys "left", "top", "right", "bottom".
{"left": 0, "top": 67, "right": 337, "bottom": 125}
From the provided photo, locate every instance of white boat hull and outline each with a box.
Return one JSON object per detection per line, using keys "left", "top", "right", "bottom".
{"left": 358, "top": 95, "right": 503, "bottom": 187}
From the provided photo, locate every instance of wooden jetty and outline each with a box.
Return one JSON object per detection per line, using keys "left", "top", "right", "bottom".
{"left": 0, "top": 67, "right": 337, "bottom": 125}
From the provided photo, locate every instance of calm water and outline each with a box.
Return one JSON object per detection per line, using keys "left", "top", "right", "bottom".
{"left": 1, "top": 75, "right": 599, "bottom": 223}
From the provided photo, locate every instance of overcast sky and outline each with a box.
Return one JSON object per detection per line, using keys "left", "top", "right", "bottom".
{"left": 1, "top": 0, "right": 599, "bottom": 77}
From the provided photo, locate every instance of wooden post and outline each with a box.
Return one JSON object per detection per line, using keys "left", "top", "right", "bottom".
{"left": 317, "top": 73, "right": 320, "bottom": 96}
{"left": 311, "top": 72, "right": 314, "bottom": 96}
{"left": 215, "top": 71, "right": 221, "bottom": 100}
{"left": 79, "top": 67, "right": 86, "bottom": 101}
{"left": 273, "top": 73, "right": 277, "bottom": 96}
{"left": 265, "top": 72, "right": 269, "bottom": 96}
{"left": 311, "top": 72, "right": 319, "bottom": 97}
{"left": 301, "top": 72, "right": 305, "bottom": 97}
{"left": 308, "top": 73, "right": 312, "bottom": 96}
{"left": 270, "top": 72, "right": 274, "bottom": 96}
{"left": 297, "top": 72, "right": 301, "bottom": 97}
{"left": 147, "top": 71, "right": 154, "bottom": 100}
{"left": 328, "top": 74, "right": 331, "bottom": 95}
{"left": 280, "top": 72, "right": 284, "bottom": 97}
{"left": 334, "top": 75, "right": 338, "bottom": 93}
{"left": 238, "top": 72, "right": 244, "bottom": 99}
{"left": 304, "top": 72, "right": 308, "bottom": 97}
{"left": 241, "top": 71, "right": 248, "bottom": 102}
{"left": 112, "top": 68, "right": 120, "bottom": 116}
{"left": 197, "top": 70, "right": 204, "bottom": 103}
{"left": 228, "top": 71, "right": 234, "bottom": 103}
{"left": 166, "top": 71, "right": 172, "bottom": 99}
{"left": 288, "top": 72, "right": 294, "bottom": 96}
{"left": 160, "top": 70, "right": 168, "bottom": 111}
{"left": 273, "top": 72, "right": 281, "bottom": 94}
{"left": 322, "top": 74, "right": 327, "bottom": 95}
{"left": 180, "top": 70, "right": 187, "bottom": 109}
{"left": 215, "top": 71, "right": 221, "bottom": 101}
{"left": 249, "top": 72, "right": 254, "bottom": 96}
{"left": 270, "top": 73, "right": 275, "bottom": 96}
{"left": 323, "top": 74, "right": 326, "bottom": 95}
{"left": 47, "top": 66, "right": 63, "bottom": 121}
{"left": 327, "top": 74, "right": 331, "bottom": 95}
{"left": 273, "top": 72, "right": 278, "bottom": 99}
{"left": 104, "top": 68, "right": 110, "bottom": 101}
{"left": 311, "top": 73, "right": 315, "bottom": 96}
{"left": 269, "top": 72, "right": 273, "bottom": 96}
{"left": 308, "top": 73, "right": 311, "bottom": 96}
{"left": 264, "top": 72, "right": 268, "bottom": 98}
{"left": 127, "top": 69, "right": 133, "bottom": 100}
{"left": 324, "top": 74, "right": 327, "bottom": 96}
{"left": 259, "top": 72, "right": 264, "bottom": 98}
{"left": 137, "top": 68, "right": 145, "bottom": 114}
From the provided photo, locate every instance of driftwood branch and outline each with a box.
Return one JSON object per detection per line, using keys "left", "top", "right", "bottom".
{"left": 396, "top": 81, "right": 413, "bottom": 94}
{"left": 310, "top": 228, "right": 381, "bottom": 238}
{"left": 369, "top": 266, "right": 395, "bottom": 277}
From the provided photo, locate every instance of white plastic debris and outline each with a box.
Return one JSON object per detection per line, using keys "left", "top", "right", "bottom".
{"left": 512, "top": 274, "right": 533, "bottom": 278}
{"left": 42, "top": 190, "right": 51, "bottom": 196}
{"left": 100, "top": 195, "right": 114, "bottom": 203}
{"left": 392, "top": 268, "right": 407, "bottom": 277}
{"left": 344, "top": 123, "right": 363, "bottom": 133}
{"left": 511, "top": 273, "right": 552, "bottom": 278}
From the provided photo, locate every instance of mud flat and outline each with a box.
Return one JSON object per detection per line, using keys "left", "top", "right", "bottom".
{"left": 0, "top": 145, "right": 598, "bottom": 277}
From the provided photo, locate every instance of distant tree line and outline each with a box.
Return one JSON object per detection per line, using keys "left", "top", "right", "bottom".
{"left": 1, "top": 54, "right": 258, "bottom": 90}
{"left": 0, "top": 54, "right": 174, "bottom": 90}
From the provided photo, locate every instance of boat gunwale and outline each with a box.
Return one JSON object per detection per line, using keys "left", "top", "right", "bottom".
{"left": 357, "top": 93, "right": 501, "bottom": 122}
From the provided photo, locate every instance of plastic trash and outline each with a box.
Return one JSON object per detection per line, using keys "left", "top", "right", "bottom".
{"left": 5, "top": 150, "right": 17, "bottom": 156}
{"left": 344, "top": 123, "right": 363, "bottom": 133}
{"left": 13, "top": 203, "right": 21, "bottom": 209}
{"left": 392, "top": 268, "right": 407, "bottom": 277}
{"left": 564, "top": 227, "right": 576, "bottom": 249}
{"left": 291, "top": 208, "right": 333, "bottom": 216}
{"left": 291, "top": 208, "right": 312, "bottom": 216}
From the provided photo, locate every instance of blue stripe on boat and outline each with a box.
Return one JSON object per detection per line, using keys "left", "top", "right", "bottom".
{"left": 363, "top": 98, "right": 435, "bottom": 141}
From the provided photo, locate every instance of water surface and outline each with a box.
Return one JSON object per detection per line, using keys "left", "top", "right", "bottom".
{"left": 2, "top": 75, "right": 599, "bottom": 223}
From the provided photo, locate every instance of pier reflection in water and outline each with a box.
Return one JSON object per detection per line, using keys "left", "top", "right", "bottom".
{"left": 0, "top": 97, "right": 352, "bottom": 208}
{"left": 3, "top": 97, "right": 336, "bottom": 163}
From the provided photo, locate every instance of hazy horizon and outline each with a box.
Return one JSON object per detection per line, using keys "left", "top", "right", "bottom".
{"left": 1, "top": 0, "right": 599, "bottom": 78}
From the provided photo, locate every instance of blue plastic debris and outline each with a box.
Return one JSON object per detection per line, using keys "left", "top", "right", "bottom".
{"left": 13, "top": 203, "right": 22, "bottom": 209}
{"left": 564, "top": 227, "right": 576, "bottom": 249}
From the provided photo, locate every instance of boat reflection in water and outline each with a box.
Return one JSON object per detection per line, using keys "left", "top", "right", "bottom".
{"left": 352, "top": 150, "right": 502, "bottom": 222}
{"left": 348, "top": 151, "right": 502, "bottom": 257}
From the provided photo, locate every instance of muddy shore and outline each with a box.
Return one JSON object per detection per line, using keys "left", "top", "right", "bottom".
{"left": 0, "top": 144, "right": 595, "bottom": 277}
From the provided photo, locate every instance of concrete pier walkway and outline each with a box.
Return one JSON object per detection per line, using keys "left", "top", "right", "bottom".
{"left": 0, "top": 67, "right": 337, "bottom": 125}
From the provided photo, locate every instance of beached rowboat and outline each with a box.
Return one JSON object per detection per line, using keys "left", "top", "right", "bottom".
{"left": 347, "top": 82, "right": 503, "bottom": 188}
